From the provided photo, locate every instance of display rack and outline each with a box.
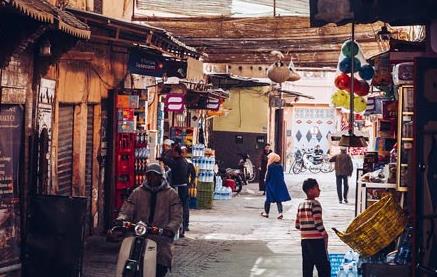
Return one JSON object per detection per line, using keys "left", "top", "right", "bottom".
{"left": 356, "top": 181, "right": 397, "bottom": 214}
{"left": 396, "top": 85, "right": 414, "bottom": 192}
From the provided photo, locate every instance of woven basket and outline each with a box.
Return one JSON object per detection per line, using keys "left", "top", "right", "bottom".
{"left": 333, "top": 194, "right": 406, "bottom": 257}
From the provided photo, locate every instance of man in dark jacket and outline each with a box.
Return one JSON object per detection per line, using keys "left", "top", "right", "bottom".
{"left": 161, "top": 144, "right": 190, "bottom": 236}
{"left": 116, "top": 163, "right": 182, "bottom": 277}
{"left": 329, "top": 147, "right": 353, "bottom": 204}
{"left": 258, "top": 143, "right": 272, "bottom": 194}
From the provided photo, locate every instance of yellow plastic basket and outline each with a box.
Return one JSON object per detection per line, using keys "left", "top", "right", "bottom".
{"left": 333, "top": 194, "right": 406, "bottom": 257}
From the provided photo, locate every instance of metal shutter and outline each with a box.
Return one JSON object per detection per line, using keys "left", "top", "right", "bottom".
{"left": 85, "top": 105, "right": 94, "bottom": 235}
{"left": 57, "top": 105, "right": 74, "bottom": 196}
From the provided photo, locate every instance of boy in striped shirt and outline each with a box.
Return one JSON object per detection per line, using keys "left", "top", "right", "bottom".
{"left": 295, "top": 178, "right": 330, "bottom": 277}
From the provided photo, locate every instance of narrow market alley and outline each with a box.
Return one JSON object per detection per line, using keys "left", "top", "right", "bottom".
{"left": 83, "top": 170, "right": 356, "bottom": 277}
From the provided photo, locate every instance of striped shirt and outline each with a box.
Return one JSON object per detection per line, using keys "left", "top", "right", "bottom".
{"left": 295, "top": 199, "right": 327, "bottom": 239}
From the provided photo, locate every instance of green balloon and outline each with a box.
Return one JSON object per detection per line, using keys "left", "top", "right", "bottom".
{"left": 342, "top": 41, "right": 359, "bottom": 58}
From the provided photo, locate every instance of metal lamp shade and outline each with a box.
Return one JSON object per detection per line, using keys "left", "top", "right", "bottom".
{"left": 339, "top": 133, "right": 368, "bottom": 147}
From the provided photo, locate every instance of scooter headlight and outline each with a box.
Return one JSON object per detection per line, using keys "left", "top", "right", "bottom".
{"left": 134, "top": 222, "right": 147, "bottom": 236}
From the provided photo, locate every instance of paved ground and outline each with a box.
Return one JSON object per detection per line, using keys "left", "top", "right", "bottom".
{"left": 83, "top": 169, "right": 359, "bottom": 277}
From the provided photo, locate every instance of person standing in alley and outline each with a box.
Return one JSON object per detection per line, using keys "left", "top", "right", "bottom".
{"left": 295, "top": 178, "right": 330, "bottom": 277}
{"left": 260, "top": 153, "right": 291, "bottom": 219}
{"left": 181, "top": 146, "right": 196, "bottom": 232}
{"left": 258, "top": 143, "right": 272, "bottom": 195}
{"left": 161, "top": 144, "right": 190, "bottom": 237}
{"left": 329, "top": 147, "right": 353, "bottom": 204}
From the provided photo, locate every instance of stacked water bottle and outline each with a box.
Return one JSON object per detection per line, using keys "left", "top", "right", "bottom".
{"left": 337, "top": 250, "right": 360, "bottom": 277}
{"left": 192, "top": 144, "right": 215, "bottom": 209}
{"left": 193, "top": 156, "right": 216, "bottom": 182}
{"left": 213, "top": 175, "right": 232, "bottom": 200}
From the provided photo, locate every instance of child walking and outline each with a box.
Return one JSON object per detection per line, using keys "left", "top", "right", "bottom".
{"left": 295, "top": 178, "right": 331, "bottom": 277}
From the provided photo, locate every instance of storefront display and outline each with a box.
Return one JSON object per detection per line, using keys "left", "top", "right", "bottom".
{"left": 113, "top": 90, "right": 151, "bottom": 214}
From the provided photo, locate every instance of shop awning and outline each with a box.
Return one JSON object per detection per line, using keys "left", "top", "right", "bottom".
{"left": 309, "top": 0, "right": 437, "bottom": 27}
{"left": 4, "top": 0, "right": 90, "bottom": 39}
{"left": 68, "top": 8, "right": 199, "bottom": 59}
{"left": 278, "top": 89, "right": 315, "bottom": 100}
{"left": 208, "top": 73, "right": 270, "bottom": 89}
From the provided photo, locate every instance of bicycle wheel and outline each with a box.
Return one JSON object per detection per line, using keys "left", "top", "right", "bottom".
{"left": 321, "top": 161, "right": 334, "bottom": 173}
{"left": 292, "top": 160, "right": 304, "bottom": 174}
{"left": 309, "top": 165, "right": 321, "bottom": 174}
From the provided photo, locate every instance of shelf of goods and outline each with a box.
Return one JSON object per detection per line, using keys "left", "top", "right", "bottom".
{"left": 396, "top": 85, "right": 414, "bottom": 192}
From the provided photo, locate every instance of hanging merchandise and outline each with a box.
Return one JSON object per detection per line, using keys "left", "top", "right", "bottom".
{"left": 267, "top": 51, "right": 300, "bottom": 83}
{"left": 331, "top": 40, "right": 374, "bottom": 113}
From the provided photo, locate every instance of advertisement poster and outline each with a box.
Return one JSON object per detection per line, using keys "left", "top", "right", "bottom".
{"left": 0, "top": 105, "right": 23, "bottom": 269}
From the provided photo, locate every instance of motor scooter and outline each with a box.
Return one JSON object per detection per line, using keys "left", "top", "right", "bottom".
{"left": 238, "top": 153, "right": 256, "bottom": 183}
{"left": 215, "top": 161, "right": 245, "bottom": 193}
{"left": 108, "top": 221, "right": 173, "bottom": 277}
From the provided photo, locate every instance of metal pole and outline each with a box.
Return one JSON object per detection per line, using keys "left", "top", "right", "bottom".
{"left": 273, "top": 0, "right": 276, "bottom": 17}
{"left": 349, "top": 22, "right": 355, "bottom": 136}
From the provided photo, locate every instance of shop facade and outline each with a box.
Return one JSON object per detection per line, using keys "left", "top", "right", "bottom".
{"left": 309, "top": 0, "right": 437, "bottom": 275}
{"left": 0, "top": 0, "right": 91, "bottom": 274}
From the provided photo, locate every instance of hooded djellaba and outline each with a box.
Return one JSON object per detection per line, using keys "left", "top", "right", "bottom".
{"left": 265, "top": 153, "right": 292, "bottom": 204}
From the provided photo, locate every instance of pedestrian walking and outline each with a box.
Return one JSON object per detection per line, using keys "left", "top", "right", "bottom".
{"left": 260, "top": 153, "right": 291, "bottom": 219}
{"left": 329, "top": 147, "right": 353, "bottom": 204}
{"left": 295, "top": 178, "right": 330, "bottom": 277}
{"left": 258, "top": 143, "right": 272, "bottom": 195}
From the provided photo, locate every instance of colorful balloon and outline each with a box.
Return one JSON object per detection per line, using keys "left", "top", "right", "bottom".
{"left": 334, "top": 73, "right": 351, "bottom": 90}
{"left": 339, "top": 57, "right": 361, "bottom": 74}
{"left": 331, "top": 90, "right": 349, "bottom": 107}
{"left": 354, "top": 96, "right": 367, "bottom": 113}
{"left": 359, "top": 64, "right": 375, "bottom": 81}
{"left": 342, "top": 40, "right": 359, "bottom": 58}
{"left": 355, "top": 80, "right": 370, "bottom": 96}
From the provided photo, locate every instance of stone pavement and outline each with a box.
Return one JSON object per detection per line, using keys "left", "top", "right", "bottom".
{"left": 83, "top": 171, "right": 357, "bottom": 277}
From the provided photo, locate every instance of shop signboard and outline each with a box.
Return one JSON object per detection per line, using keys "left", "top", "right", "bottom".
{"left": 128, "top": 49, "right": 187, "bottom": 78}
{"left": 164, "top": 93, "right": 185, "bottom": 112}
{"left": 0, "top": 105, "right": 23, "bottom": 270}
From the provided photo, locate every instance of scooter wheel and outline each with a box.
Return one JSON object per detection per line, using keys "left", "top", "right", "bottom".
{"left": 235, "top": 181, "right": 243, "bottom": 193}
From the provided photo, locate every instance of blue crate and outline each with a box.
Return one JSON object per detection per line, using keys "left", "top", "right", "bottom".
{"left": 329, "top": 253, "right": 345, "bottom": 277}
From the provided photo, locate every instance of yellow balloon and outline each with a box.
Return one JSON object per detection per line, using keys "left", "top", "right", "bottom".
{"left": 354, "top": 96, "right": 367, "bottom": 112}
{"left": 341, "top": 93, "right": 351, "bottom": 109}
{"left": 331, "top": 90, "right": 348, "bottom": 107}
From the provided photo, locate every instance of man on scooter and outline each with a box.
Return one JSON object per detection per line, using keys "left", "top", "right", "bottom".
{"left": 116, "top": 163, "right": 182, "bottom": 277}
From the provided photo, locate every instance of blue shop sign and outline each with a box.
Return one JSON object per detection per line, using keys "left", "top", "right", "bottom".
{"left": 128, "top": 49, "right": 187, "bottom": 78}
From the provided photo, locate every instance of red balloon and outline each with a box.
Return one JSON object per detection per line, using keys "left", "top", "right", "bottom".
{"left": 355, "top": 80, "right": 370, "bottom": 96}
{"left": 334, "top": 73, "right": 351, "bottom": 90}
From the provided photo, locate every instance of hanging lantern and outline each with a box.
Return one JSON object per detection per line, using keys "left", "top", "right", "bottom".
{"left": 334, "top": 73, "right": 351, "bottom": 90}
{"left": 267, "top": 61, "right": 291, "bottom": 83}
